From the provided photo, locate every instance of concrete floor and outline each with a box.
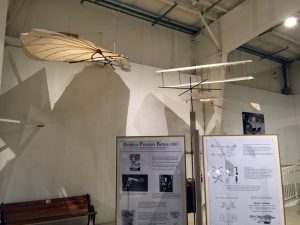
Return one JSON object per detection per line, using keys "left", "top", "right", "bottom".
{"left": 102, "top": 205, "right": 300, "bottom": 225}
{"left": 285, "top": 205, "right": 300, "bottom": 225}
{"left": 186, "top": 205, "right": 300, "bottom": 225}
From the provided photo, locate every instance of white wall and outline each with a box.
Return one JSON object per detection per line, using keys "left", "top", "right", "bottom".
{"left": 0, "top": 1, "right": 197, "bottom": 223}
{"left": 2, "top": 1, "right": 300, "bottom": 223}
{"left": 228, "top": 50, "right": 284, "bottom": 93}
{"left": 290, "top": 62, "right": 300, "bottom": 164}
{"left": 221, "top": 83, "right": 300, "bottom": 165}
{"left": 0, "top": 44, "right": 202, "bottom": 224}
{"left": 290, "top": 61, "right": 300, "bottom": 94}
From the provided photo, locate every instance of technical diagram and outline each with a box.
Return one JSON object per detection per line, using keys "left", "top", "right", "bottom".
{"left": 220, "top": 212, "right": 237, "bottom": 225}
{"left": 250, "top": 214, "right": 275, "bottom": 224}
{"left": 210, "top": 143, "right": 237, "bottom": 158}
{"left": 220, "top": 202, "right": 236, "bottom": 210}
{"left": 211, "top": 166, "right": 224, "bottom": 183}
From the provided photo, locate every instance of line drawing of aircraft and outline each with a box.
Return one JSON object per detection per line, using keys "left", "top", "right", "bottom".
{"left": 250, "top": 214, "right": 275, "bottom": 224}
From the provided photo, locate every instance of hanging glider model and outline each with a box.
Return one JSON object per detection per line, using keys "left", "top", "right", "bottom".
{"left": 20, "top": 29, "right": 129, "bottom": 70}
{"left": 157, "top": 60, "right": 254, "bottom": 90}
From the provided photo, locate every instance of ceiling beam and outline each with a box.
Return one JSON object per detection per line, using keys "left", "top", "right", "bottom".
{"left": 272, "top": 30, "right": 300, "bottom": 47}
{"left": 202, "top": 0, "right": 224, "bottom": 14}
{"left": 197, "top": 11, "right": 221, "bottom": 50}
{"left": 152, "top": 2, "right": 177, "bottom": 26}
{"left": 157, "top": 0, "right": 217, "bottom": 22}
{"left": 260, "top": 46, "right": 289, "bottom": 60}
{"left": 238, "top": 44, "right": 294, "bottom": 64}
{"left": 82, "top": 0, "right": 199, "bottom": 35}
{"left": 195, "top": 0, "right": 228, "bottom": 13}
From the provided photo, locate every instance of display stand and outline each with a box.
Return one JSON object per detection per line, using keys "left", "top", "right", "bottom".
{"left": 116, "top": 136, "right": 187, "bottom": 225}
{"left": 203, "top": 135, "right": 285, "bottom": 225}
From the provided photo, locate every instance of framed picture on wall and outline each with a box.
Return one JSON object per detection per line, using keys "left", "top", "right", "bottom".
{"left": 242, "top": 112, "right": 265, "bottom": 135}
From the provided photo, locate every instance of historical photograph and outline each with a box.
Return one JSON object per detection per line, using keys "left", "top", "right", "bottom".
{"left": 129, "top": 154, "right": 140, "bottom": 171}
{"left": 159, "top": 175, "right": 173, "bottom": 192}
{"left": 242, "top": 112, "right": 265, "bottom": 135}
{"left": 121, "top": 210, "right": 135, "bottom": 225}
{"left": 122, "top": 174, "right": 148, "bottom": 192}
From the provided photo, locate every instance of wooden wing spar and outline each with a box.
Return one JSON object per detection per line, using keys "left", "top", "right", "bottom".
{"left": 156, "top": 60, "right": 252, "bottom": 73}
{"left": 20, "top": 29, "right": 129, "bottom": 70}
{"left": 159, "top": 76, "right": 254, "bottom": 89}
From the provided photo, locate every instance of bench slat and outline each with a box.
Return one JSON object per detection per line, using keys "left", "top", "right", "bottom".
{"left": 4, "top": 200, "right": 88, "bottom": 214}
{"left": 4, "top": 195, "right": 88, "bottom": 208}
{"left": 1, "top": 194, "right": 96, "bottom": 225}
{"left": 5, "top": 205, "right": 89, "bottom": 221}
{"left": 5, "top": 211, "right": 97, "bottom": 225}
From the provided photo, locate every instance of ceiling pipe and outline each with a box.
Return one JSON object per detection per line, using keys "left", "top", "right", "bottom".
{"left": 281, "top": 64, "right": 292, "bottom": 95}
{"left": 81, "top": 0, "right": 198, "bottom": 35}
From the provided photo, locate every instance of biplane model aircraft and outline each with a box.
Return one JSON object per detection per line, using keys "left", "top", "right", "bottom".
{"left": 20, "top": 29, "right": 130, "bottom": 70}
{"left": 157, "top": 60, "right": 253, "bottom": 90}
{"left": 156, "top": 60, "right": 254, "bottom": 109}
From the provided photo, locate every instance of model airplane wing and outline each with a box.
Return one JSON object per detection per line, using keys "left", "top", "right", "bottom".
{"left": 156, "top": 60, "right": 252, "bottom": 73}
{"left": 159, "top": 76, "right": 254, "bottom": 89}
{"left": 20, "top": 29, "right": 129, "bottom": 69}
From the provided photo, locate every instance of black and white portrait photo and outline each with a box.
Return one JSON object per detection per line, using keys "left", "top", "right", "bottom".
{"left": 121, "top": 210, "right": 134, "bottom": 225}
{"left": 242, "top": 112, "right": 265, "bottom": 135}
{"left": 122, "top": 174, "right": 148, "bottom": 192}
{"left": 159, "top": 175, "right": 173, "bottom": 192}
{"left": 129, "top": 154, "right": 140, "bottom": 171}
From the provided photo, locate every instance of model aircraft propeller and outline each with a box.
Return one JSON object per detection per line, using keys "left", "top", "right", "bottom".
{"left": 20, "top": 29, "right": 130, "bottom": 70}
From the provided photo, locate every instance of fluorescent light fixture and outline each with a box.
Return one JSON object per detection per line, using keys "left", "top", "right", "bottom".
{"left": 284, "top": 17, "right": 298, "bottom": 28}
{"left": 156, "top": 60, "right": 252, "bottom": 73}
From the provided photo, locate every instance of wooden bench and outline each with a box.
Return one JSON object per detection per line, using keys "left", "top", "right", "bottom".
{"left": 0, "top": 194, "right": 97, "bottom": 225}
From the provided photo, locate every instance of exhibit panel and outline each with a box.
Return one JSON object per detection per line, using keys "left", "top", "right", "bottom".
{"left": 116, "top": 136, "right": 187, "bottom": 225}
{"left": 203, "top": 135, "right": 285, "bottom": 225}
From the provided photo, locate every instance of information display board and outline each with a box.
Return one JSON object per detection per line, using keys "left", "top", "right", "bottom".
{"left": 203, "top": 135, "right": 285, "bottom": 225}
{"left": 116, "top": 136, "right": 187, "bottom": 225}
